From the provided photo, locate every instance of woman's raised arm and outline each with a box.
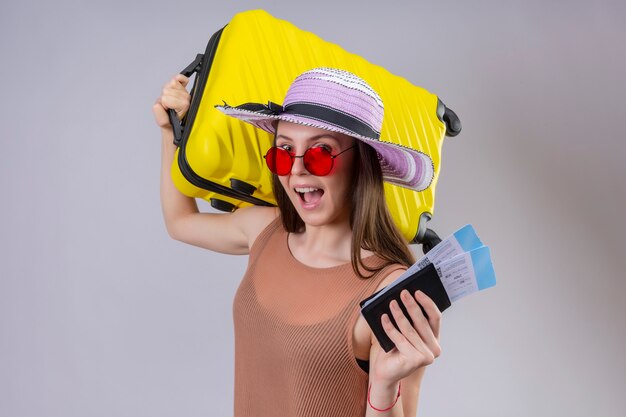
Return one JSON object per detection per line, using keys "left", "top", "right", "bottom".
{"left": 154, "top": 75, "right": 277, "bottom": 255}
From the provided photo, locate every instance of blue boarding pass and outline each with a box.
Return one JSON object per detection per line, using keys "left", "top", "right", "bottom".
{"left": 361, "top": 225, "right": 496, "bottom": 308}
{"left": 434, "top": 246, "right": 496, "bottom": 302}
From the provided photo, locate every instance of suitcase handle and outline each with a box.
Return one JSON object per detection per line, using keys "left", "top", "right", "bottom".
{"left": 168, "top": 54, "right": 205, "bottom": 146}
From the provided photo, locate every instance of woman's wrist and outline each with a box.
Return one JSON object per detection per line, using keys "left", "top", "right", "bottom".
{"left": 160, "top": 126, "right": 174, "bottom": 137}
{"left": 368, "top": 377, "right": 401, "bottom": 412}
{"left": 160, "top": 127, "right": 177, "bottom": 148}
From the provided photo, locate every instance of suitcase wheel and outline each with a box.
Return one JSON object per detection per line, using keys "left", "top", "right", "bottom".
{"left": 230, "top": 178, "right": 257, "bottom": 195}
{"left": 210, "top": 198, "right": 237, "bottom": 212}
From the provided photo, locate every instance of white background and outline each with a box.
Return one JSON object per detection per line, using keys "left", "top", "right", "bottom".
{"left": 1, "top": 1, "right": 625, "bottom": 416}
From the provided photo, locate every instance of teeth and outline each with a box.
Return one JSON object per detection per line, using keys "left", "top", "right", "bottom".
{"left": 294, "top": 187, "right": 319, "bottom": 193}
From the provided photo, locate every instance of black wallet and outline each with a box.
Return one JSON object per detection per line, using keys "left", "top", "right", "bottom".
{"left": 359, "top": 263, "right": 452, "bottom": 352}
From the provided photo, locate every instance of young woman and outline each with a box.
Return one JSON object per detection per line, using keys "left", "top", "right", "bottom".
{"left": 153, "top": 67, "right": 442, "bottom": 417}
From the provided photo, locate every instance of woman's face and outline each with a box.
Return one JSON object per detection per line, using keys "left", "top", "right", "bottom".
{"left": 274, "top": 121, "right": 356, "bottom": 228}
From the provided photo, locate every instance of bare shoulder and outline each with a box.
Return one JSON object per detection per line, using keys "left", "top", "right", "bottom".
{"left": 373, "top": 265, "right": 407, "bottom": 292}
{"left": 232, "top": 205, "right": 280, "bottom": 248}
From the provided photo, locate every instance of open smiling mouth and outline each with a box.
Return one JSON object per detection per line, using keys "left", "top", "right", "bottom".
{"left": 294, "top": 187, "right": 325, "bottom": 205}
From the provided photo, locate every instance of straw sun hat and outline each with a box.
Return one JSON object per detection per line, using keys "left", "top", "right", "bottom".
{"left": 215, "top": 67, "right": 434, "bottom": 191}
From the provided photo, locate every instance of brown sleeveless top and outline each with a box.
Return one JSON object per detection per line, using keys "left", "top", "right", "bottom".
{"left": 232, "top": 218, "right": 405, "bottom": 417}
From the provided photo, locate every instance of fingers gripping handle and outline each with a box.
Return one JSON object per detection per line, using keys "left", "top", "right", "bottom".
{"left": 168, "top": 54, "right": 204, "bottom": 146}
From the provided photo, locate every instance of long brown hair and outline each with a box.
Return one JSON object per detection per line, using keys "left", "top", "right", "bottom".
{"left": 271, "top": 139, "right": 415, "bottom": 279}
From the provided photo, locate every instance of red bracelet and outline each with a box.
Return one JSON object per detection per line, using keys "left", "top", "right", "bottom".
{"left": 367, "top": 382, "right": 401, "bottom": 412}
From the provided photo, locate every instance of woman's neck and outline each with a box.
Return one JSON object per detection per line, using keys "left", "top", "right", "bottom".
{"left": 288, "top": 221, "right": 354, "bottom": 268}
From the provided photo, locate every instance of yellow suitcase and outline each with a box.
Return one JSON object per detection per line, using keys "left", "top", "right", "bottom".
{"left": 168, "top": 9, "right": 461, "bottom": 245}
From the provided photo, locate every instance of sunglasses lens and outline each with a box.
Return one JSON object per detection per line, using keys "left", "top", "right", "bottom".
{"left": 304, "top": 147, "right": 333, "bottom": 176}
{"left": 265, "top": 147, "right": 292, "bottom": 175}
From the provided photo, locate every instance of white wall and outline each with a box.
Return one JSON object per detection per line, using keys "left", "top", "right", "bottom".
{"left": 1, "top": 1, "right": 624, "bottom": 416}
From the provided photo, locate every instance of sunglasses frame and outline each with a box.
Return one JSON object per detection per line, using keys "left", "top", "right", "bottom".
{"left": 263, "top": 145, "right": 355, "bottom": 176}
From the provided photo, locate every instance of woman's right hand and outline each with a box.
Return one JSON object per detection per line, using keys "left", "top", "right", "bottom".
{"left": 152, "top": 74, "right": 191, "bottom": 130}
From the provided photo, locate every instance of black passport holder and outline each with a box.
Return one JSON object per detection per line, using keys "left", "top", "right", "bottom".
{"left": 359, "top": 263, "right": 452, "bottom": 352}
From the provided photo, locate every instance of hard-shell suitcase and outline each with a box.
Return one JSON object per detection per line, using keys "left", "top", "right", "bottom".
{"left": 168, "top": 9, "right": 461, "bottom": 244}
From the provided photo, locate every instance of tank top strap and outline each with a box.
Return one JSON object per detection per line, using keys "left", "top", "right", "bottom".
{"left": 248, "top": 216, "right": 282, "bottom": 263}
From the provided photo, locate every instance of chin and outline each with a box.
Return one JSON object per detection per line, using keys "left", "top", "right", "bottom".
{"left": 298, "top": 212, "right": 333, "bottom": 227}
{"left": 297, "top": 200, "right": 350, "bottom": 228}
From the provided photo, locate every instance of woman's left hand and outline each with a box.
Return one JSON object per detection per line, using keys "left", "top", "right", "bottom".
{"left": 370, "top": 289, "right": 442, "bottom": 384}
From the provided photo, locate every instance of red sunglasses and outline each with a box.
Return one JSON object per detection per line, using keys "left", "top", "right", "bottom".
{"left": 263, "top": 145, "right": 355, "bottom": 176}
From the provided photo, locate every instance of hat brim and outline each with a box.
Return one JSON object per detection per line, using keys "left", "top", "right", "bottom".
{"left": 216, "top": 104, "right": 434, "bottom": 192}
